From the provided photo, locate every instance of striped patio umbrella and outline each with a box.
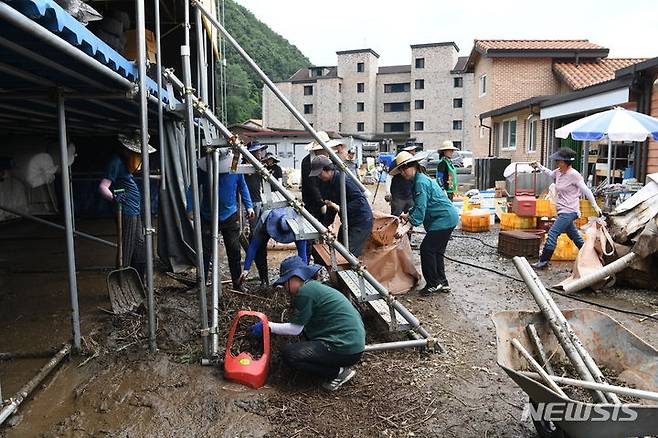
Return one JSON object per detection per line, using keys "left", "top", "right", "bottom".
{"left": 555, "top": 107, "right": 658, "bottom": 181}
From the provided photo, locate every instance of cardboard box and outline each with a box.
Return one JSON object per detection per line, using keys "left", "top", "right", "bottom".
{"left": 123, "top": 29, "right": 157, "bottom": 64}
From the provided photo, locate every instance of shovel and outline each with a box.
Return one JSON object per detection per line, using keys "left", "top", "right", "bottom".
{"left": 106, "top": 197, "right": 145, "bottom": 314}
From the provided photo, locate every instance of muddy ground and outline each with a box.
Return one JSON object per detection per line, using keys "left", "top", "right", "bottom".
{"left": 1, "top": 191, "right": 658, "bottom": 438}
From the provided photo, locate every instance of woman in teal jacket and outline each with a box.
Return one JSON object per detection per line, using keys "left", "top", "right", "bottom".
{"left": 390, "top": 151, "right": 459, "bottom": 295}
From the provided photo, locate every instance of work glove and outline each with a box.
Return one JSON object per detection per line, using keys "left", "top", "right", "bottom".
{"left": 247, "top": 208, "right": 255, "bottom": 221}
{"left": 238, "top": 270, "right": 249, "bottom": 286}
{"left": 384, "top": 194, "right": 391, "bottom": 203}
{"left": 250, "top": 321, "right": 264, "bottom": 338}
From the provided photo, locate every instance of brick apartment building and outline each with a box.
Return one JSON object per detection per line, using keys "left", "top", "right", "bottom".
{"left": 262, "top": 43, "right": 475, "bottom": 150}
{"left": 460, "top": 40, "right": 614, "bottom": 159}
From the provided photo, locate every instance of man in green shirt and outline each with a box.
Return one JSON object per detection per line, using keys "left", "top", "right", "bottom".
{"left": 250, "top": 255, "right": 365, "bottom": 391}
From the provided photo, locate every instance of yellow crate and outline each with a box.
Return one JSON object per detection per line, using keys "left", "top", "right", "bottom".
{"left": 580, "top": 199, "right": 596, "bottom": 216}
{"left": 535, "top": 199, "right": 557, "bottom": 218}
{"left": 460, "top": 211, "right": 490, "bottom": 232}
{"left": 501, "top": 212, "right": 537, "bottom": 230}
{"left": 551, "top": 232, "right": 586, "bottom": 261}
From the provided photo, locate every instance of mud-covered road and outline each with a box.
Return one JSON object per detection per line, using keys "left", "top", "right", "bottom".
{"left": 1, "top": 202, "right": 657, "bottom": 437}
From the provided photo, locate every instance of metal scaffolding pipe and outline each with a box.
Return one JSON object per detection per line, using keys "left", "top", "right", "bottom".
{"left": 193, "top": 1, "right": 366, "bottom": 194}
{"left": 520, "top": 371, "right": 658, "bottom": 402}
{"left": 210, "top": 149, "right": 222, "bottom": 356}
{"left": 135, "top": 0, "right": 157, "bottom": 353}
{"left": 154, "top": 0, "right": 166, "bottom": 187}
{"left": 183, "top": 0, "right": 210, "bottom": 358}
{"left": 511, "top": 338, "right": 568, "bottom": 398}
{"left": 57, "top": 95, "right": 81, "bottom": 351}
{"left": 513, "top": 257, "right": 607, "bottom": 403}
{"left": 166, "top": 83, "right": 438, "bottom": 349}
{"left": 364, "top": 339, "right": 429, "bottom": 352}
{"left": 0, "top": 205, "right": 116, "bottom": 248}
{"left": 0, "top": 343, "right": 71, "bottom": 425}
{"left": 339, "top": 172, "right": 349, "bottom": 249}
{"left": 562, "top": 252, "right": 638, "bottom": 294}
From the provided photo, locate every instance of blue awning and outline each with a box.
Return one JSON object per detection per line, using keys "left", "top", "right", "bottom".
{"left": 0, "top": 0, "right": 175, "bottom": 135}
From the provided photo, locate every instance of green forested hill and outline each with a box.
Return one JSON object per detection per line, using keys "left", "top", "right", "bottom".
{"left": 218, "top": 0, "right": 310, "bottom": 124}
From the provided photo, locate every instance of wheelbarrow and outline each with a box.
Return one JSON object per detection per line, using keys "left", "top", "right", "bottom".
{"left": 106, "top": 200, "right": 144, "bottom": 314}
{"left": 493, "top": 308, "right": 658, "bottom": 438}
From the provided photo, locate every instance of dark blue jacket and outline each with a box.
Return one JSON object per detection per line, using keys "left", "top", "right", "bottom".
{"left": 322, "top": 171, "right": 373, "bottom": 227}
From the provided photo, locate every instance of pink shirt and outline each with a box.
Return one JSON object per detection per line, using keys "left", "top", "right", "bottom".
{"left": 546, "top": 167, "right": 596, "bottom": 215}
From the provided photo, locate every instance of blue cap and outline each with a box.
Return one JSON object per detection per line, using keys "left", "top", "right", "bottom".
{"left": 273, "top": 256, "right": 321, "bottom": 286}
{"left": 266, "top": 208, "right": 296, "bottom": 244}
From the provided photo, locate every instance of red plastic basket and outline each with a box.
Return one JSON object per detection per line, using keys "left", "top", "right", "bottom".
{"left": 224, "top": 310, "right": 270, "bottom": 389}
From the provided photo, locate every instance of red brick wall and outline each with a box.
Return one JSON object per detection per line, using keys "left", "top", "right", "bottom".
{"left": 471, "top": 57, "right": 562, "bottom": 159}
{"left": 491, "top": 108, "right": 542, "bottom": 163}
{"left": 649, "top": 73, "right": 658, "bottom": 176}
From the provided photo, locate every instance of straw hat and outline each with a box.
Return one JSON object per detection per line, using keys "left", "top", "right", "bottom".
{"left": 118, "top": 131, "right": 156, "bottom": 154}
{"left": 305, "top": 131, "right": 344, "bottom": 151}
{"left": 437, "top": 140, "right": 458, "bottom": 151}
{"left": 388, "top": 151, "right": 423, "bottom": 176}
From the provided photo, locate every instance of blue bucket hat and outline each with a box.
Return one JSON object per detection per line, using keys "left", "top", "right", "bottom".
{"left": 266, "top": 208, "right": 296, "bottom": 244}
{"left": 248, "top": 142, "right": 268, "bottom": 153}
{"left": 273, "top": 256, "right": 321, "bottom": 286}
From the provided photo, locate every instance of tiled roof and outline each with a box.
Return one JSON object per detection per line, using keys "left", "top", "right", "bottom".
{"left": 554, "top": 58, "right": 647, "bottom": 89}
{"left": 475, "top": 39, "right": 606, "bottom": 52}
{"left": 377, "top": 64, "right": 411, "bottom": 74}
{"left": 288, "top": 66, "right": 339, "bottom": 82}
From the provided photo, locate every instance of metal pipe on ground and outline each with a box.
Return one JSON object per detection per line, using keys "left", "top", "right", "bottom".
{"left": 192, "top": 1, "right": 366, "bottom": 194}
{"left": 520, "top": 371, "right": 658, "bottom": 402}
{"left": 513, "top": 256, "right": 607, "bottom": 403}
{"left": 520, "top": 257, "right": 622, "bottom": 403}
{"left": 0, "top": 205, "right": 117, "bottom": 248}
{"left": 57, "top": 95, "right": 81, "bottom": 352}
{"left": 364, "top": 339, "right": 429, "bottom": 353}
{"left": 512, "top": 338, "right": 568, "bottom": 398}
{"left": 562, "top": 252, "right": 639, "bottom": 294}
{"left": 166, "top": 85, "right": 440, "bottom": 350}
{"left": 0, "top": 343, "right": 71, "bottom": 426}
{"left": 519, "top": 258, "right": 621, "bottom": 404}
{"left": 526, "top": 323, "right": 555, "bottom": 375}
{"left": 182, "top": 1, "right": 210, "bottom": 358}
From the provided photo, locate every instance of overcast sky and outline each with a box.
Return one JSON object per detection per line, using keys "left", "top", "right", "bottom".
{"left": 234, "top": 0, "right": 658, "bottom": 66}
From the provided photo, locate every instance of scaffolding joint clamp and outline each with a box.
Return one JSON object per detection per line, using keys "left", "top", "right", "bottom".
{"left": 144, "top": 227, "right": 156, "bottom": 236}
{"left": 200, "top": 326, "right": 218, "bottom": 337}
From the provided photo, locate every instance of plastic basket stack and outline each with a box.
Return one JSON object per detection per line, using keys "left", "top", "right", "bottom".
{"left": 461, "top": 210, "right": 490, "bottom": 232}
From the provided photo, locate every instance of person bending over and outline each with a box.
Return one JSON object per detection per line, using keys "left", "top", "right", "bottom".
{"left": 250, "top": 256, "right": 365, "bottom": 391}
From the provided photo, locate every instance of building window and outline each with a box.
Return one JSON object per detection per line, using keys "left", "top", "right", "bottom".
{"left": 338, "top": 83, "right": 342, "bottom": 93}
{"left": 357, "top": 122, "right": 365, "bottom": 132}
{"left": 414, "top": 121, "right": 424, "bottom": 131}
{"left": 453, "top": 77, "right": 463, "bottom": 88}
{"left": 383, "top": 102, "right": 410, "bottom": 112}
{"left": 357, "top": 82, "right": 365, "bottom": 93}
{"left": 338, "top": 102, "right": 342, "bottom": 112}
{"left": 453, "top": 141, "right": 462, "bottom": 149}
{"left": 338, "top": 122, "right": 342, "bottom": 131}
{"left": 384, "top": 82, "right": 410, "bottom": 93}
{"left": 357, "top": 102, "right": 365, "bottom": 112}
{"left": 384, "top": 122, "right": 410, "bottom": 133}
{"left": 453, "top": 98, "right": 463, "bottom": 108}
{"left": 311, "top": 67, "right": 324, "bottom": 77}
{"left": 499, "top": 118, "right": 517, "bottom": 150}
{"left": 452, "top": 120, "right": 463, "bottom": 130}
{"left": 415, "top": 58, "right": 425, "bottom": 68}
{"left": 415, "top": 99, "right": 424, "bottom": 110}
{"left": 415, "top": 79, "right": 425, "bottom": 90}
{"left": 527, "top": 118, "right": 538, "bottom": 152}
{"left": 479, "top": 74, "right": 487, "bottom": 96}
{"left": 357, "top": 62, "right": 364, "bottom": 72}
{"left": 304, "top": 85, "right": 313, "bottom": 96}
{"left": 304, "top": 104, "right": 313, "bottom": 114}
